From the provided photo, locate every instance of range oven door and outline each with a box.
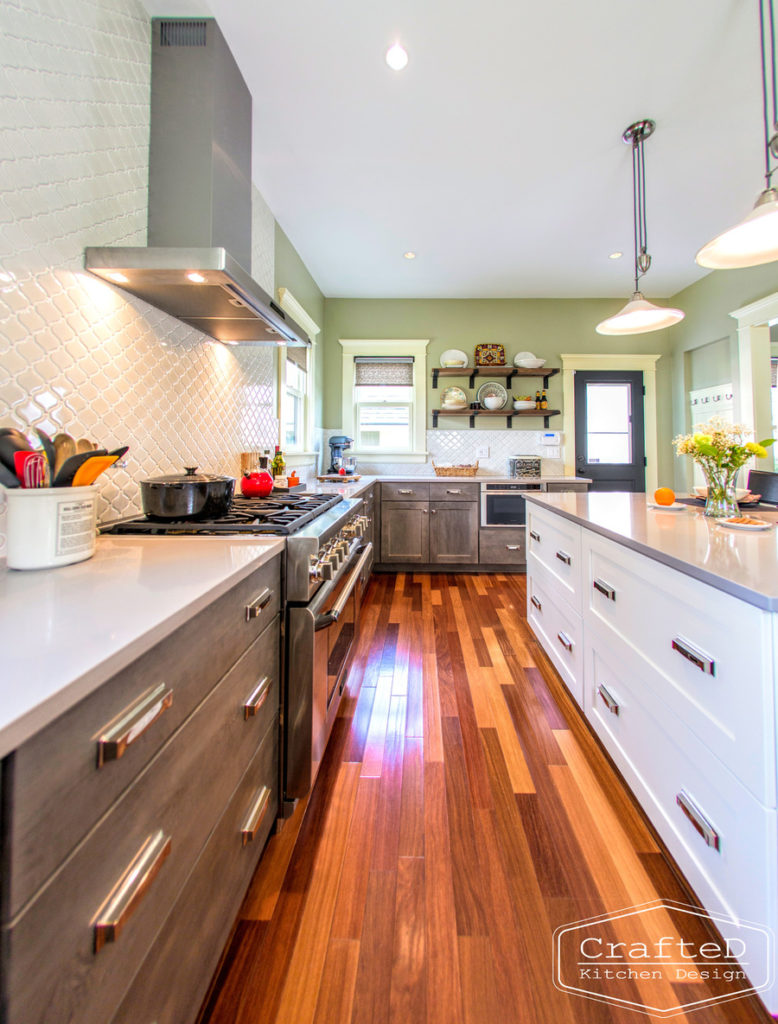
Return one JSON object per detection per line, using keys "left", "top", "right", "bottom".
{"left": 285, "top": 543, "right": 373, "bottom": 800}
{"left": 481, "top": 484, "right": 543, "bottom": 527}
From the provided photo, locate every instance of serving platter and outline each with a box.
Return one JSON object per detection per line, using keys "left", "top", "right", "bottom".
{"left": 717, "top": 517, "right": 774, "bottom": 531}
{"left": 647, "top": 502, "right": 686, "bottom": 511}
{"left": 476, "top": 380, "right": 508, "bottom": 408}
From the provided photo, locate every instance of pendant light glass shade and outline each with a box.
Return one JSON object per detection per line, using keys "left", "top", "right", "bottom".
{"left": 695, "top": 188, "right": 778, "bottom": 268}
{"left": 596, "top": 291, "right": 685, "bottom": 335}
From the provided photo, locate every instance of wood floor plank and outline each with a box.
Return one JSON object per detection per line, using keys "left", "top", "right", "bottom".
{"left": 330, "top": 776, "right": 381, "bottom": 940}
{"left": 458, "top": 935, "right": 500, "bottom": 1024}
{"left": 241, "top": 792, "right": 310, "bottom": 920}
{"left": 311, "top": 938, "right": 361, "bottom": 1024}
{"left": 398, "top": 735, "right": 425, "bottom": 859}
{"left": 389, "top": 857, "right": 427, "bottom": 1024}
{"left": 350, "top": 870, "right": 398, "bottom": 1024}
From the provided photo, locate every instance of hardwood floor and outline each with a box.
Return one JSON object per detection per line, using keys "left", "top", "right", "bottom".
{"left": 201, "top": 573, "right": 772, "bottom": 1024}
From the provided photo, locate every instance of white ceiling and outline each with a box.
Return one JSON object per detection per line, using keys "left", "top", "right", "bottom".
{"left": 141, "top": 0, "right": 765, "bottom": 299}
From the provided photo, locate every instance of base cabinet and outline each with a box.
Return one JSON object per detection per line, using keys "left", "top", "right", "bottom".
{"left": 380, "top": 501, "right": 429, "bottom": 563}
{"left": 429, "top": 501, "right": 479, "bottom": 563}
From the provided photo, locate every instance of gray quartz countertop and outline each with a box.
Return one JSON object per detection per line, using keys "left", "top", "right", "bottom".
{"left": 0, "top": 535, "right": 285, "bottom": 758}
{"left": 525, "top": 492, "right": 778, "bottom": 611}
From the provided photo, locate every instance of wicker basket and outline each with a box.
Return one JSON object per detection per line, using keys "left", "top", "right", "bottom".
{"left": 432, "top": 461, "right": 479, "bottom": 477}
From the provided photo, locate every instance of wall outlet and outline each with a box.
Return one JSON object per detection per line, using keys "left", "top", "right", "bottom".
{"left": 476, "top": 445, "right": 490, "bottom": 459}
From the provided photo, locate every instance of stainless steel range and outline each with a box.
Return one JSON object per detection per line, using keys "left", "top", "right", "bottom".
{"left": 101, "top": 490, "right": 373, "bottom": 810}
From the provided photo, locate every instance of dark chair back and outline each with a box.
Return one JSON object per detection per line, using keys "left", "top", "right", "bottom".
{"left": 747, "top": 469, "right": 778, "bottom": 504}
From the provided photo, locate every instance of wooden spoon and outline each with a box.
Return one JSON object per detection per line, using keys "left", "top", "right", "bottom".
{"left": 53, "top": 433, "right": 76, "bottom": 475}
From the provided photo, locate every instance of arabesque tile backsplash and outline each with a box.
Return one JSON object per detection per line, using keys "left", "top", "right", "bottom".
{"left": 0, "top": 0, "right": 282, "bottom": 527}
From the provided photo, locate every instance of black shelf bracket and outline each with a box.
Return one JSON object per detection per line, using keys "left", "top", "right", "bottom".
{"left": 469, "top": 414, "right": 475, "bottom": 428}
{"left": 432, "top": 368, "right": 440, "bottom": 389}
{"left": 543, "top": 373, "right": 551, "bottom": 389}
{"left": 468, "top": 371, "right": 476, "bottom": 389}
{"left": 544, "top": 414, "right": 551, "bottom": 428}
{"left": 506, "top": 414, "right": 513, "bottom": 429}
{"left": 506, "top": 371, "right": 516, "bottom": 389}
{"left": 432, "top": 410, "right": 439, "bottom": 427}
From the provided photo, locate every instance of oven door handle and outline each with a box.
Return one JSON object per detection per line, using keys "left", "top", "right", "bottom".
{"left": 314, "top": 543, "right": 373, "bottom": 631}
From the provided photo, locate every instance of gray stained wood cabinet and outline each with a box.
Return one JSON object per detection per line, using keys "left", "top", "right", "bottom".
{"left": 0, "top": 555, "right": 282, "bottom": 1024}
{"left": 381, "top": 500, "right": 429, "bottom": 563}
{"left": 379, "top": 482, "right": 480, "bottom": 565}
{"left": 429, "top": 501, "right": 479, "bottom": 563}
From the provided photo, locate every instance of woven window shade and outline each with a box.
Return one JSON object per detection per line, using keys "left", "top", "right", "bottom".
{"left": 354, "top": 356, "right": 414, "bottom": 386}
{"left": 287, "top": 346, "right": 308, "bottom": 371}
{"left": 772, "top": 358, "right": 778, "bottom": 388}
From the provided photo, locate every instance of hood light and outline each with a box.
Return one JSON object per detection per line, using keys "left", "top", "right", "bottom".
{"left": 187, "top": 272, "right": 206, "bottom": 283}
{"left": 108, "top": 272, "right": 129, "bottom": 284}
{"left": 403, "top": 251, "right": 416, "bottom": 259}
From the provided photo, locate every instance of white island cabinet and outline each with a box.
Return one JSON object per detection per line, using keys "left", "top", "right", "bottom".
{"left": 525, "top": 492, "right": 778, "bottom": 1015}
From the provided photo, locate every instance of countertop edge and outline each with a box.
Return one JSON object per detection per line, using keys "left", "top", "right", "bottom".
{"left": 524, "top": 494, "right": 778, "bottom": 612}
{"left": 0, "top": 538, "right": 285, "bottom": 758}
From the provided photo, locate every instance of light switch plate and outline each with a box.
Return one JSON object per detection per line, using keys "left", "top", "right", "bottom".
{"left": 476, "top": 446, "right": 490, "bottom": 458}
{"left": 544, "top": 446, "right": 561, "bottom": 460}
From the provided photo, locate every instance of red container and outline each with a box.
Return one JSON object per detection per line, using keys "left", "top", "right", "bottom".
{"left": 240, "top": 470, "right": 274, "bottom": 498}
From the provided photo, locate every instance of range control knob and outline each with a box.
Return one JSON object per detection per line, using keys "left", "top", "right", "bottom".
{"left": 319, "top": 559, "right": 335, "bottom": 580}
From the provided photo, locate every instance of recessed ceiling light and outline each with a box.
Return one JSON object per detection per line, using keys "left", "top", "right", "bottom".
{"left": 403, "top": 251, "right": 416, "bottom": 260}
{"left": 608, "top": 251, "right": 623, "bottom": 260}
{"left": 187, "top": 272, "right": 206, "bottom": 283}
{"left": 386, "top": 43, "right": 409, "bottom": 71}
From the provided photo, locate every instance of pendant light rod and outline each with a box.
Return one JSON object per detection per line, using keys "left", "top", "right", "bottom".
{"left": 760, "top": 0, "right": 777, "bottom": 185}
{"left": 624, "top": 119, "right": 655, "bottom": 292}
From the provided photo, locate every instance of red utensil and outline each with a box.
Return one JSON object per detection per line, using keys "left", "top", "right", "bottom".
{"left": 14, "top": 450, "right": 49, "bottom": 488}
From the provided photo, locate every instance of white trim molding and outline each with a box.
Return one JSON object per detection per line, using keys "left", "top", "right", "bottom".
{"left": 276, "top": 289, "right": 320, "bottom": 453}
{"left": 560, "top": 353, "right": 661, "bottom": 494}
{"left": 339, "top": 339, "right": 430, "bottom": 461}
{"left": 277, "top": 287, "right": 321, "bottom": 339}
{"left": 730, "top": 291, "right": 778, "bottom": 450}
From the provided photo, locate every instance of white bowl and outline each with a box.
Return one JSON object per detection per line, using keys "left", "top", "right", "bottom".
{"left": 516, "top": 357, "right": 546, "bottom": 369}
{"left": 693, "top": 485, "right": 750, "bottom": 500}
{"left": 513, "top": 400, "right": 536, "bottom": 411}
{"left": 440, "top": 348, "right": 468, "bottom": 368}
{"left": 482, "top": 395, "right": 504, "bottom": 410}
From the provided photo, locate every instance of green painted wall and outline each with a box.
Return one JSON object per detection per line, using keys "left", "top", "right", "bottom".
{"left": 322, "top": 296, "right": 678, "bottom": 481}
{"left": 666, "top": 262, "right": 778, "bottom": 489}
{"left": 274, "top": 224, "right": 326, "bottom": 428}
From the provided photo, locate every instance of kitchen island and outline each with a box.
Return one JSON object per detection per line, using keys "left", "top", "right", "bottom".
{"left": 524, "top": 491, "right": 778, "bottom": 1013}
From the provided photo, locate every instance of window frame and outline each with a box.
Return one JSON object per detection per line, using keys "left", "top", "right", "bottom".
{"left": 339, "top": 339, "right": 429, "bottom": 462}
{"left": 276, "top": 288, "right": 320, "bottom": 462}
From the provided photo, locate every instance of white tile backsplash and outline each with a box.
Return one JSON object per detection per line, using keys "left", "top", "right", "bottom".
{"left": 355, "top": 428, "right": 551, "bottom": 476}
{"left": 0, "top": 0, "right": 278, "bottom": 525}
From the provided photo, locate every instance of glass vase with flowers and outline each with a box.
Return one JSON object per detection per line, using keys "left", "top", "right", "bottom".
{"left": 673, "top": 417, "right": 774, "bottom": 517}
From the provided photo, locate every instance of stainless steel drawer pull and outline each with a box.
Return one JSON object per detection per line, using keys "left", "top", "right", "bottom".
{"left": 96, "top": 683, "right": 173, "bottom": 768}
{"left": 398, "top": 488, "right": 413, "bottom": 494}
{"left": 530, "top": 594, "right": 542, "bottom": 611}
{"left": 530, "top": 530, "right": 541, "bottom": 542}
{"left": 245, "top": 588, "right": 272, "bottom": 621}
{"left": 597, "top": 684, "right": 620, "bottom": 715}
{"left": 93, "top": 830, "right": 171, "bottom": 952}
{"left": 676, "top": 790, "right": 721, "bottom": 852}
{"left": 557, "top": 630, "right": 574, "bottom": 652}
{"left": 243, "top": 676, "right": 272, "bottom": 720}
{"left": 556, "top": 550, "right": 572, "bottom": 565}
{"left": 506, "top": 544, "right": 521, "bottom": 550}
{"left": 446, "top": 489, "right": 462, "bottom": 494}
{"left": 671, "top": 637, "right": 715, "bottom": 676}
{"left": 241, "top": 786, "right": 271, "bottom": 846}
{"left": 593, "top": 578, "right": 616, "bottom": 601}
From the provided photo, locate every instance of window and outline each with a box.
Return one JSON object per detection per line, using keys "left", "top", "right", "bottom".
{"left": 585, "top": 382, "right": 632, "bottom": 463}
{"left": 339, "top": 339, "right": 429, "bottom": 461}
{"left": 283, "top": 356, "right": 307, "bottom": 450}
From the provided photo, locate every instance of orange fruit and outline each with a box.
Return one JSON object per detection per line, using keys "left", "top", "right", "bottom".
{"left": 654, "top": 486, "right": 675, "bottom": 506}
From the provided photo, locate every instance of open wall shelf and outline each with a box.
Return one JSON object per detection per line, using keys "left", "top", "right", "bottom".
{"left": 431, "top": 408, "right": 561, "bottom": 429}
{"left": 431, "top": 366, "right": 560, "bottom": 390}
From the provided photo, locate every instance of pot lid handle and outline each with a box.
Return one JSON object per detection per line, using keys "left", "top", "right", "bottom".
{"left": 184, "top": 467, "right": 198, "bottom": 476}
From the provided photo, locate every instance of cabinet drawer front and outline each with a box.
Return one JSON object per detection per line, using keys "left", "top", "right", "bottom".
{"left": 109, "top": 724, "right": 277, "bottom": 1024}
{"left": 4, "top": 556, "right": 280, "bottom": 919}
{"left": 381, "top": 482, "right": 430, "bottom": 501}
{"left": 527, "top": 563, "right": 583, "bottom": 707}
{"left": 429, "top": 482, "right": 479, "bottom": 502}
{"left": 479, "top": 528, "right": 526, "bottom": 565}
{"left": 583, "top": 531, "right": 775, "bottom": 804}
{"left": 1, "top": 630, "right": 279, "bottom": 1024}
{"left": 585, "top": 635, "right": 777, "bottom": 990}
{"left": 526, "top": 506, "right": 582, "bottom": 609}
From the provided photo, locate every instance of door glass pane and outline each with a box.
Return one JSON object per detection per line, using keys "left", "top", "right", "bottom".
{"left": 586, "top": 383, "right": 632, "bottom": 464}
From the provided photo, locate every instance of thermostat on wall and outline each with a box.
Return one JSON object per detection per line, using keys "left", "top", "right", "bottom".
{"left": 541, "top": 431, "right": 560, "bottom": 446}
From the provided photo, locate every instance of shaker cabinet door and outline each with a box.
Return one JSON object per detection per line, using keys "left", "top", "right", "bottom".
{"left": 380, "top": 502, "right": 429, "bottom": 562}
{"left": 429, "top": 501, "right": 479, "bottom": 564}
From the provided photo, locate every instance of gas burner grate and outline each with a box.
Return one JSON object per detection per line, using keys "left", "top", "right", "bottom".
{"left": 101, "top": 491, "right": 343, "bottom": 537}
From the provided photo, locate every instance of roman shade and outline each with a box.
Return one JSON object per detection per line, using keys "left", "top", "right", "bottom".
{"left": 354, "top": 356, "right": 414, "bottom": 386}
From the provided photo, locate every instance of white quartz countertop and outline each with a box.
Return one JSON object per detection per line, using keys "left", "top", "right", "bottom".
{"left": 305, "top": 474, "right": 589, "bottom": 499}
{"left": 0, "top": 534, "right": 284, "bottom": 758}
{"left": 525, "top": 492, "right": 778, "bottom": 611}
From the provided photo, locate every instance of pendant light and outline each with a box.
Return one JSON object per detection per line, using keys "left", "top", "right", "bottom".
{"left": 696, "top": 0, "right": 778, "bottom": 268}
{"left": 596, "top": 120, "right": 685, "bottom": 336}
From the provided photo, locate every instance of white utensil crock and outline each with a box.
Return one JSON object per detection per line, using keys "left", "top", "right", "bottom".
{"left": 0, "top": 485, "right": 98, "bottom": 570}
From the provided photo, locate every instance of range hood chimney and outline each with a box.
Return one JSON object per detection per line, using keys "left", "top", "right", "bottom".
{"left": 85, "top": 18, "right": 309, "bottom": 347}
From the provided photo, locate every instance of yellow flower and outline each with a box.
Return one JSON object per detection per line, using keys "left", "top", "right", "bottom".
{"left": 693, "top": 433, "right": 712, "bottom": 446}
{"left": 746, "top": 442, "right": 768, "bottom": 458}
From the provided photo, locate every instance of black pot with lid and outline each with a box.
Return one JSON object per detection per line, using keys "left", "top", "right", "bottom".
{"left": 140, "top": 467, "right": 236, "bottom": 520}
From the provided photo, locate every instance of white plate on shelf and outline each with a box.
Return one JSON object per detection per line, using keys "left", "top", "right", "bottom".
{"left": 475, "top": 380, "right": 508, "bottom": 408}
{"left": 439, "top": 348, "right": 468, "bottom": 368}
{"left": 647, "top": 502, "right": 686, "bottom": 511}
{"left": 440, "top": 385, "right": 468, "bottom": 409}
{"left": 717, "top": 517, "right": 773, "bottom": 531}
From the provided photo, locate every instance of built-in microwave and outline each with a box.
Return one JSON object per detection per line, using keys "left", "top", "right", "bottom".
{"left": 481, "top": 482, "right": 543, "bottom": 527}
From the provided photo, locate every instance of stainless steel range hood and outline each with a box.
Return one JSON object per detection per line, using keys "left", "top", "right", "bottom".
{"left": 85, "top": 18, "right": 309, "bottom": 348}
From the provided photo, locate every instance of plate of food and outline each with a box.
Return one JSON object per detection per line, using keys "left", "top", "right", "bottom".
{"left": 647, "top": 502, "right": 686, "bottom": 511}
{"left": 476, "top": 380, "right": 508, "bottom": 408}
{"left": 717, "top": 515, "right": 774, "bottom": 531}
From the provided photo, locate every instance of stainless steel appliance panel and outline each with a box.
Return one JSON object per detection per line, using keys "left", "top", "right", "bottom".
{"left": 481, "top": 482, "right": 543, "bottom": 527}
